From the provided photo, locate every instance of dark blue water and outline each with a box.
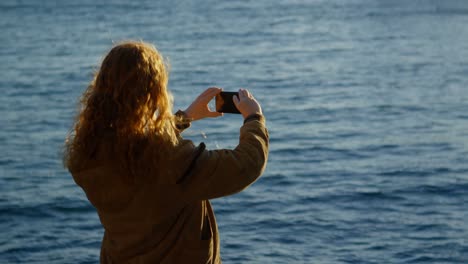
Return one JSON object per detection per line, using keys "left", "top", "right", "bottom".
{"left": 2, "top": 0, "right": 468, "bottom": 263}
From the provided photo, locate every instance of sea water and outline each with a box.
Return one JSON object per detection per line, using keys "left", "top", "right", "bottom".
{"left": 1, "top": 0, "right": 468, "bottom": 263}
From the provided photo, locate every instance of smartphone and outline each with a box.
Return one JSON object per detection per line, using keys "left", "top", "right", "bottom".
{"left": 216, "top": 91, "right": 241, "bottom": 114}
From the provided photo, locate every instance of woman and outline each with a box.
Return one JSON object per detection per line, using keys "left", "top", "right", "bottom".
{"left": 64, "top": 41, "right": 269, "bottom": 263}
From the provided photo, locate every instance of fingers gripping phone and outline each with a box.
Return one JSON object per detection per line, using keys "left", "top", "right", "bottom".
{"left": 216, "top": 91, "right": 241, "bottom": 114}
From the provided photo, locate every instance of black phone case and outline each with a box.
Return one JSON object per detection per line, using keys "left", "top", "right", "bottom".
{"left": 216, "top": 92, "right": 241, "bottom": 114}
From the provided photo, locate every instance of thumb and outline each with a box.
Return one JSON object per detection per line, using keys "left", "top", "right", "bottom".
{"left": 207, "top": 111, "right": 223, "bottom": 118}
{"left": 233, "top": 95, "right": 240, "bottom": 107}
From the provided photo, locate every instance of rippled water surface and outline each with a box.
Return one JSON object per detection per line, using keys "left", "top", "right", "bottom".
{"left": 2, "top": 0, "right": 468, "bottom": 263}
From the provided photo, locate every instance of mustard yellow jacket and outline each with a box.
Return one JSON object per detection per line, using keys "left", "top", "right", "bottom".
{"left": 70, "top": 116, "right": 269, "bottom": 263}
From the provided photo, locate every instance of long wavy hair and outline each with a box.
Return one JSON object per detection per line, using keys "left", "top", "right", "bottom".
{"left": 64, "top": 41, "right": 179, "bottom": 176}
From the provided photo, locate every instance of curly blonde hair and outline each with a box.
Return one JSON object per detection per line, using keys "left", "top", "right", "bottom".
{"left": 65, "top": 41, "right": 179, "bottom": 175}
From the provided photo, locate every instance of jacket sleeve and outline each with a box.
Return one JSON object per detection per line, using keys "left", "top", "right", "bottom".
{"left": 176, "top": 116, "right": 269, "bottom": 201}
{"left": 174, "top": 110, "right": 192, "bottom": 133}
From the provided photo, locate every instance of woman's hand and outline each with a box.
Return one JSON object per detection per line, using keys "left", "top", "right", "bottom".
{"left": 233, "top": 88, "right": 262, "bottom": 119}
{"left": 184, "top": 87, "right": 223, "bottom": 121}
